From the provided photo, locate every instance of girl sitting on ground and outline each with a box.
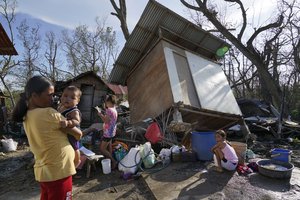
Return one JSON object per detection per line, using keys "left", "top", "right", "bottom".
{"left": 211, "top": 130, "right": 238, "bottom": 172}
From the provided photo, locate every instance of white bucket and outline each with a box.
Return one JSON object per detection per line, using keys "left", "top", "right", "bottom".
{"left": 101, "top": 159, "right": 111, "bottom": 174}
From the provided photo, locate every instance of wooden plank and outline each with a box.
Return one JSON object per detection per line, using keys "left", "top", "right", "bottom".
{"left": 178, "top": 106, "right": 241, "bottom": 131}
{"left": 127, "top": 41, "right": 173, "bottom": 123}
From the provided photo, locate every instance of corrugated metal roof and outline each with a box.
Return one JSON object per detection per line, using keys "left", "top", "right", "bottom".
{"left": 109, "top": 0, "right": 229, "bottom": 85}
{"left": 55, "top": 71, "right": 112, "bottom": 94}
{"left": 0, "top": 23, "right": 18, "bottom": 55}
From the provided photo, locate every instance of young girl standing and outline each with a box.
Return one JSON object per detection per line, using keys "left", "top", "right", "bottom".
{"left": 12, "top": 76, "right": 82, "bottom": 200}
{"left": 211, "top": 130, "right": 238, "bottom": 172}
{"left": 96, "top": 94, "right": 118, "bottom": 169}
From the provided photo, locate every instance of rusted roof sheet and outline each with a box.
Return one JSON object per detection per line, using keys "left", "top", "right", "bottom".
{"left": 109, "top": 0, "right": 229, "bottom": 85}
{"left": 106, "top": 83, "right": 128, "bottom": 95}
{"left": 0, "top": 23, "right": 18, "bottom": 55}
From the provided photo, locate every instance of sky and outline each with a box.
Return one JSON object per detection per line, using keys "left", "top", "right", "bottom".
{"left": 15, "top": 0, "right": 278, "bottom": 48}
{"left": 16, "top": 0, "right": 186, "bottom": 47}
{"left": 16, "top": 0, "right": 185, "bottom": 30}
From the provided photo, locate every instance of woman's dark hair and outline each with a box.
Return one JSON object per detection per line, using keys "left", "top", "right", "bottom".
{"left": 12, "top": 76, "right": 53, "bottom": 122}
{"left": 105, "top": 94, "right": 117, "bottom": 105}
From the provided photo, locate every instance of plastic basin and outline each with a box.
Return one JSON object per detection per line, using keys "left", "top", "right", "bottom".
{"left": 256, "top": 159, "right": 294, "bottom": 179}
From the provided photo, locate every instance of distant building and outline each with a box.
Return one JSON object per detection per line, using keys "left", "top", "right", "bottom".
{"left": 106, "top": 83, "right": 128, "bottom": 101}
{"left": 55, "top": 71, "right": 127, "bottom": 127}
{"left": 0, "top": 23, "right": 18, "bottom": 55}
{"left": 55, "top": 71, "right": 113, "bottom": 127}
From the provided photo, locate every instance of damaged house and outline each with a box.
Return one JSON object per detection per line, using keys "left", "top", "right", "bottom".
{"left": 0, "top": 23, "right": 18, "bottom": 133}
{"left": 55, "top": 71, "right": 114, "bottom": 127}
{"left": 230, "top": 99, "right": 300, "bottom": 138}
{"left": 109, "top": 1, "right": 243, "bottom": 132}
{"left": 0, "top": 23, "right": 18, "bottom": 56}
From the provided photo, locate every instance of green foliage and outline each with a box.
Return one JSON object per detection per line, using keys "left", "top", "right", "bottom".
{"left": 291, "top": 108, "right": 300, "bottom": 121}
{"left": 293, "top": 137, "right": 300, "bottom": 144}
{"left": 3, "top": 90, "right": 21, "bottom": 116}
{"left": 287, "top": 84, "right": 300, "bottom": 121}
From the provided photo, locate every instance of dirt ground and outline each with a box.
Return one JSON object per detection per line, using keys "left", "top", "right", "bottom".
{"left": 0, "top": 146, "right": 155, "bottom": 200}
{"left": 0, "top": 139, "right": 300, "bottom": 200}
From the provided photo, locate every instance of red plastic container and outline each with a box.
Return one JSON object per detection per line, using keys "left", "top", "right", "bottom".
{"left": 145, "top": 122, "right": 163, "bottom": 144}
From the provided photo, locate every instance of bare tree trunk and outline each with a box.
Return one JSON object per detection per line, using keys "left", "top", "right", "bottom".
{"left": 41, "top": 31, "right": 61, "bottom": 83}
{"left": 0, "top": 76, "right": 15, "bottom": 107}
{"left": 110, "top": 0, "right": 130, "bottom": 40}
{"left": 294, "top": 39, "right": 300, "bottom": 73}
{"left": 180, "top": 0, "right": 283, "bottom": 109}
{"left": 0, "top": 0, "right": 18, "bottom": 108}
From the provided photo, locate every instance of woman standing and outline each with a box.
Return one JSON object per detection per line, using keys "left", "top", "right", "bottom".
{"left": 12, "top": 76, "right": 82, "bottom": 200}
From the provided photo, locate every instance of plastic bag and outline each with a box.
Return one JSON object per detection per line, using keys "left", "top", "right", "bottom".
{"left": 159, "top": 148, "right": 171, "bottom": 159}
{"left": 139, "top": 142, "right": 155, "bottom": 168}
{"left": 145, "top": 122, "right": 163, "bottom": 144}
{"left": 159, "top": 148, "right": 171, "bottom": 165}
{"left": 1, "top": 139, "right": 18, "bottom": 152}
{"left": 118, "top": 147, "right": 141, "bottom": 174}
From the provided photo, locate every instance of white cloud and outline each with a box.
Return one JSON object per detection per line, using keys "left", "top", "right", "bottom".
{"left": 15, "top": 0, "right": 187, "bottom": 47}
{"left": 15, "top": 0, "right": 278, "bottom": 49}
{"left": 17, "top": 0, "right": 115, "bottom": 28}
{"left": 226, "top": 0, "right": 277, "bottom": 27}
{"left": 16, "top": 0, "right": 186, "bottom": 31}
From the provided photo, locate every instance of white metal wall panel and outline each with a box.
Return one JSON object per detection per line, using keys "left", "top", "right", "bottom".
{"left": 164, "top": 47, "right": 183, "bottom": 103}
{"left": 186, "top": 51, "right": 242, "bottom": 115}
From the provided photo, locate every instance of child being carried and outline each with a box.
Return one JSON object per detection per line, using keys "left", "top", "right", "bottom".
{"left": 58, "top": 86, "right": 82, "bottom": 168}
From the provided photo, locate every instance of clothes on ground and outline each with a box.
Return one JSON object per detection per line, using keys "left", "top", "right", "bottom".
{"left": 237, "top": 164, "right": 253, "bottom": 175}
{"left": 23, "top": 108, "right": 76, "bottom": 182}
{"left": 103, "top": 107, "right": 118, "bottom": 139}
{"left": 247, "top": 162, "right": 259, "bottom": 172}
